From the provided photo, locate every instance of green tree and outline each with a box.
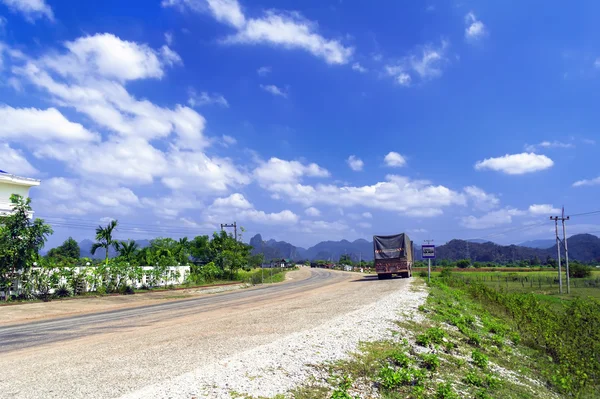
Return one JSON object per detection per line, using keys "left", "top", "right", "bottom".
{"left": 190, "top": 235, "right": 211, "bottom": 263}
{"left": 91, "top": 220, "right": 118, "bottom": 266}
{"left": 116, "top": 240, "right": 139, "bottom": 263}
{"left": 0, "top": 195, "right": 53, "bottom": 300}
{"left": 456, "top": 259, "right": 471, "bottom": 269}
{"left": 47, "top": 237, "right": 80, "bottom": 260}
{"left": 339, "top": 254, "right": 353, "bottom": 265}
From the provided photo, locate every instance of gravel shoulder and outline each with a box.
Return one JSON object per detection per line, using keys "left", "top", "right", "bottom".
{"left": 1, "top": 269, "right": 421, "bottom": 399}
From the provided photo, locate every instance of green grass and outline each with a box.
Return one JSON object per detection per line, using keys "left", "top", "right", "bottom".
{"left": 236, "top": 267, "right": 292, "bottom": 285}
{"left": 273, "top": 278, "right": 565, "bottom": 399}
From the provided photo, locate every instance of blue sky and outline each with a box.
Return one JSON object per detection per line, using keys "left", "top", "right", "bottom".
{"left": 1, "top": 0, "right": 599, "bottom": 249}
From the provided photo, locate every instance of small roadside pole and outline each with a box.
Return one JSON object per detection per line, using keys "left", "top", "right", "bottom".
{"left": 422, "top": 241, "right": 435, "bottom": 283}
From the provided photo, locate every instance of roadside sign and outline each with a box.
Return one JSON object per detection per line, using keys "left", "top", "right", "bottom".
{"left": 422, "top": 245, "right": 436, "bottom": 259}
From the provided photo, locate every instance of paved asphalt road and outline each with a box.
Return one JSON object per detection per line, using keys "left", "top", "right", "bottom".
{"left": 0, "top": 268, "right": 344, "bottom": 353}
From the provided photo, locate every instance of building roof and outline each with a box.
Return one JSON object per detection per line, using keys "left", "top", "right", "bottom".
{"left": 0, "top": 171, "right": 41, "bottom": 187}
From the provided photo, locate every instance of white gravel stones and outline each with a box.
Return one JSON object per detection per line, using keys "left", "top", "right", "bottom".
{"left": 119, "top": 280, "right": 428, "bottom": 399}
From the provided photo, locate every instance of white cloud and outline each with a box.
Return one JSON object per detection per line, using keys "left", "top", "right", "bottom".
{"left": 260, "top": 84, "right": 287, "bottom": 98}
{"left": 351, "top": 62, "right": 367, "bottom": 73}
{"left": 595, "top": 58, "right": 600, "bottom": 69}
{"left": 211, "top": 192, "right": 252, "bottom": 209}
{"left": 385, "top": 40, "right": 449, "bottom": 85}
{"left": 254, "top": 157, "right": 329, "bottom": 184}
{"left": 0, "top": 0, "right": 54, "bottom": 22}
{"left": 0, "top": 143, "right": 38, "bottom": 175}
{"left": 0, "top": 106, "right": 99, "bottom": 142}
{"left": 357, "top": 222, "right": 371, "bottom": 229}
{"left": 257, "top": 65, "right": 271, "bottom": 76}
{"left": 207, "top": 193, "right": 298, "bottom": 225}
{"left": 38, "top": 177, "right": 141, "bottom": 216}
{"left": 222, "top": 134, "right": 237, "bottom": 146}
{"left": 299, "top": 219, "right": 353, "bottom": 236}
{"left": 582, "top": 138, "right": 596, "bottom": 145}
{"left": 61, "top": 33, "right": 178, "bottom": 81}
{"left": 165, "top": 31, "right": 174, "bottom": 45}
{"left": 461, "top": 208, "right": 525, "bottom": 229}
{"left": 13, "top": 33, "right": 206, "bottom": 150}
{"left": 465, "top": 12, "right": 486, "bottom": 41}
{"left": 188, "top": 89, "right": 230, "bottom": 107}
{"left": 261, "top": 174, "right": 466, "bottom": 217}
{"left": 164, "top": 0, "right": 353, "bottom": 65}
{"left": 384, "top": 151, "right": 407, "bottom": 167}
{"left": 529, "top": 204, "right": 560, "bottom": 215}
{"left": 573, "top": 176, "right": 600, "bottom": 187}
{"left": 305, "top": 207, "right": 320, "bottom": 217}
{"left": 346, "top": 155, "right": 364, "bottom": 171}
{"left": 362, "top": 212, "right": 372, "bottom": 218}
{"left": 524, "top": 140, "right": 574, "bottom": 152}
{"left": 464, "top": 186, "right": 500, "bottom": 211}
{"left": 411, "top": 228, "right": 428, "bottom": 233}
{"left": 475, "top": 153, "right": 554, "bottom": 175}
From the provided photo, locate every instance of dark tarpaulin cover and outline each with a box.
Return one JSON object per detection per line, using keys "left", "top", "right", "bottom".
{"left": 373, "top": 233, "right": 411, "bottom": 260}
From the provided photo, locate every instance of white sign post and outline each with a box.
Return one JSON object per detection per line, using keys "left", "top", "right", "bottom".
{"left": 422, "top": 244, "right": 436, "bottom": 283}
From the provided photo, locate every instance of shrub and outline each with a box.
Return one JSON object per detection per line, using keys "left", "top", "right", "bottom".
{"left": 435, "top": 382, "right": 458, "bottom": 399}
{"left": 456, "top": 259, "right": 471, "bottom": 269}
{"left": 419, "top": 271, "right": 428, "bottom": 278}
{"left": 119, "top": 285, "right": 135, "bottom": 295}
{"left": 472, "top": 350, "right": 489, "bottom": 369}
{"left": 421, "top": 353, "right": 440, "bottom": 371}
{"left": 416, "top": 327, "right": 446, "bottom": 347}
{"left": 464, "top": 370, "right": 483, "bottom": 387}
{"left": 330, "top": 375, "right": 356, "bottom": 399}
{"left": 440, "top": 269, "right": 452, "bottom": 278}
{"left": 55, "top": 284, "right": 72, "bottom": 298}
{"left": 96, "top": 286, "right": 107, "bottom": 295}
{"left": 391, "top": 351, "right": 411, "bottom": 368}
{"left": 378, "top": 366, "right": 425, "bottom": 389}
{"left": 569, "top": 263, "right": 592, "bottom": 278}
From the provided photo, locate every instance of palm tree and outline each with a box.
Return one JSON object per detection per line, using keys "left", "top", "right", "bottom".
{"left": 177, "top": 237, "right": 190, "bottom": 264}
{"left": 91, "top": 220, "right": 118, "bottom": 266}
{"left": 116, "top": 240, "right": 139, "bottom": 262}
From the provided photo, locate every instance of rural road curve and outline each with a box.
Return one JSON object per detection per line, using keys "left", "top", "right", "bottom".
{"left": 0, "top": 268, "right": 419, "bottom": 399}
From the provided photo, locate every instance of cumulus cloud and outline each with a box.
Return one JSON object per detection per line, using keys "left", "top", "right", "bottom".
{"left": 259, "top": 173, "right": 466, "bottom": 217}
{"left": 0, "top": 106, "right": 99, "bottom": 142}
{"left": 207, "top": 193, "right": 299, "bottom": 225}
{"left": 0, "top": 142, "right": 38, "bottom": 175}
{"left": 385, "top": 40, "right": 449, "bottom": 86}
{"left": 346, "top": 155, "right": 364, "bottom": 171}
{"left": 1, "top": 0, "right": 54, "bottom": 22}
{"left": 305, "top": 207, "right": 320, "bottom": 217}
{"left": 188, "top": 89, "right": 229, "bottom": 107}
{"left": 465, "top": 12, "right": 486, "bottom": 41}
{"left": 529, "top": 204, "right": 560, "bottom": 215}
{"left": 384, "top": 151, "right": 407, "bottom": 167}
{"left": 464, "top": 186, "right": 500, "bottom": 211}
{"left": 254, "top": 157, "right": 329, "bottom": 184}
{"left": 475, "top": 153, "right": 554, "bottom": 175}
{"left": 461, "top": 208, "right": 525, "bottom": 229}
{"left": 260, "top": 84, "right": 287, "bottom": 98}
{"left": 573, "top": 176, "right": 600, "bottom": 187}
{"left": 164, "top": 0, "right": 353, "bottom": 65}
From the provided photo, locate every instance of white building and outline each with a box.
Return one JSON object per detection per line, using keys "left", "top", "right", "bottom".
{"left": 0, "top": 170, "right": 40, "bottom": 216}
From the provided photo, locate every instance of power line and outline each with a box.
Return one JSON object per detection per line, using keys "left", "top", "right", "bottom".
{"left": 569, "top": 210, "right": 600, "bottom": 218}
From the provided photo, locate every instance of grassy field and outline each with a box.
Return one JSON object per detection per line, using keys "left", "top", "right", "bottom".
{"left": 415, "top": 269, "right": 600, "bottom": 301}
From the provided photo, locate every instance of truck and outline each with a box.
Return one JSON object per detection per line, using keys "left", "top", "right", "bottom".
{"left": 373, "top": 233, "right": 413, "bottom": 279}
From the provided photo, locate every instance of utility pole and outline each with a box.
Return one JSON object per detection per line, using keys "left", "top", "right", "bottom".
{"left": 424, "top": 239, "right": 434, "bottom": 283}
{"left": 550, "top": 215, "right": 563, "bottom": 294}
{"left": 561, "top": 207, "right": 571, "bottom": 294}
{"left": 220, "top": 222, "right": 237, "bottom": 241}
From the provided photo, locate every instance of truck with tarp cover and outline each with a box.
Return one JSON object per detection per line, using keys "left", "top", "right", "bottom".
{"left": 373, "top": 233, "right": 413, "bottom": 279}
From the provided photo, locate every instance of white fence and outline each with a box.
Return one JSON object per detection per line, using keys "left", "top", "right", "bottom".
{"left": 1, "top": 265, "right": 191, "bottom": 299}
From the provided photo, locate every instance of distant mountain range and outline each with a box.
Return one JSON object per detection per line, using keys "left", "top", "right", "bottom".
{"left": 518, "top": 239, "right": 556, "bottom": 249}
{"left": 249, "top": 233, "right": 600, "bottom": 263}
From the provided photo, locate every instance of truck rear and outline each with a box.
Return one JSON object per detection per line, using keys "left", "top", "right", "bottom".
{"left": 373, "top": 233, "right": 413, "bottom": 279}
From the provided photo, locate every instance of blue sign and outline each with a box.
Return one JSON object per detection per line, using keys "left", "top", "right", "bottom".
{"left": 422, "top": 245, "right": 436, "bottom": 259}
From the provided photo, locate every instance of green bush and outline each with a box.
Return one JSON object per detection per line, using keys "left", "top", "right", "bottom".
{"left": 440, "top": 268, "right": 452, "bottom": 278}
{"left": 420, "top": 353, "right": 440, "bottom": 371}
{"left": 464, "top": 370, "right": 483, "bottom": 387}
{"left": 416, "top": 327, "right": 446, "bottom": 347}
{"left": 418, "top": 271, "right": 428, "bottom": 278}
{"left": 472, "top": 350, "right": 489, "bottom": 369}
{"left": 569, "top": 263, "right": 592, "bottom": 278}
{"left": 391, "top": 351, "right": 411, "bottom": 368}
{"left": 435, "top": 382, "right": 458, "bottom": 399}
{"left": 54, "top": 284, "right": 72, "bottom": 298}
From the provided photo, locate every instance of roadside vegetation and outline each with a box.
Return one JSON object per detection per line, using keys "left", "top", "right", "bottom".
{"left": 0, "top": 195, "right": 290, "bottom": 303}
{"left": 275, "top": 271, "right": 599, "bottom": 399}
